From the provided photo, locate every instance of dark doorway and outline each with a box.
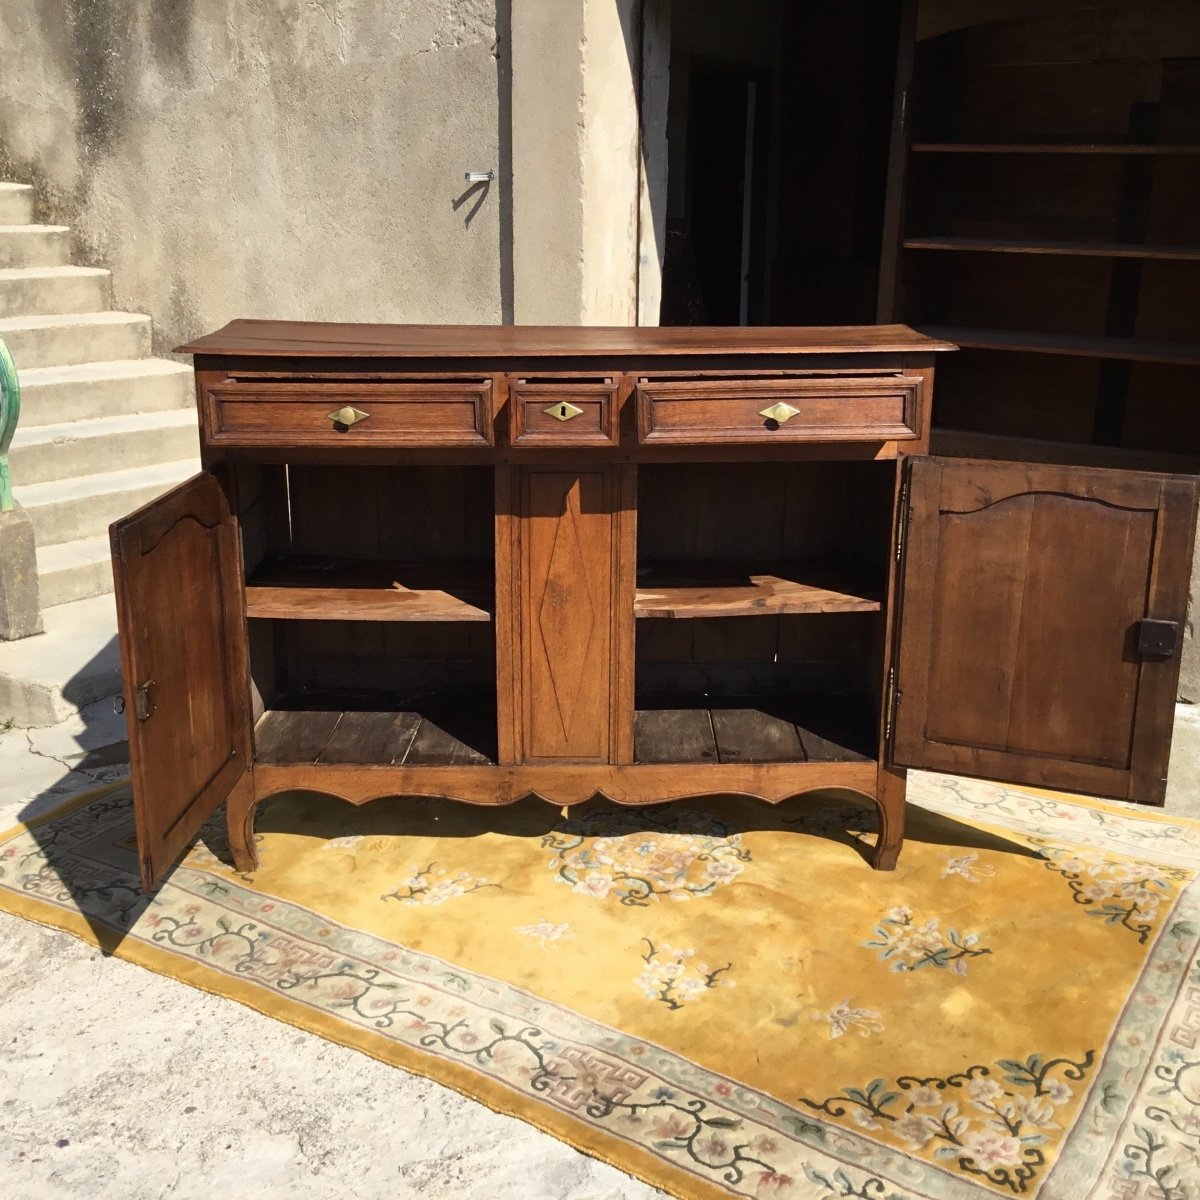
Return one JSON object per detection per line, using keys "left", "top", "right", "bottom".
{"left": 686, "top": 63, "right": 763, "bottom": 325}
{"left": 659, "top": 1, "right": 904, "bottom": 327}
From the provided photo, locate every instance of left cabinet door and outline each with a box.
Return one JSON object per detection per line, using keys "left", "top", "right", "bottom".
{"left": 110, "top": 471, "right": 252, "bottom": 889}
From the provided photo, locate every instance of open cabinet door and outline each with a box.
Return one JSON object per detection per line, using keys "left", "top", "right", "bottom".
{"left": 892, "top": 457, "right": 1198, "bottom": 803}
{"left": 111, "top": 470, "right": 251, "bottom": 889}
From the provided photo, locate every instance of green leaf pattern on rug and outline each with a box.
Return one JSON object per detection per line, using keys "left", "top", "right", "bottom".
{"left": 800, "top": 1162, "right": 906, "bottom": 1200}
{"left": 381, "top": 861, "right": 499, "bottom": 904}
{"left": 586, "top": 1088, "right": 785, "bottom": 1190}
{"left": 1117, "top": 1041, "right": 1200, "bottom": 1196}
{"left": 799, "top": 1051, "right": 1095, "bottom": 1195}
{"left": 1033, "top": 842, "right": 1190, "bottom": 945}
{"left": 542, "top": 808, "right": 750, "bottom": 905}
{"left": 634, "top": 938, "right": 734, "bottom": 1009}
{"left": 864, "top": 906, "right": 992, "bottom": 974}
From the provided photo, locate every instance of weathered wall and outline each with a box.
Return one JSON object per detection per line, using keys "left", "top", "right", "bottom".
{"left": 0, "top": 1, "right": 504, "bottom": 352}
{"left": 510, "top": 0, "right": 640, "bottom": 325}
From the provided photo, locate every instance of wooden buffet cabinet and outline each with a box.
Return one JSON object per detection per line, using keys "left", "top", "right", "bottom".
{"left": 110, "top": 323, "right": 1199, "bottom": 890}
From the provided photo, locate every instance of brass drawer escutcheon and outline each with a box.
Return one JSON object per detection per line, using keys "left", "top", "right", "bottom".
{"left": 328, "top": 405, "right": 370, "bottom": 427}
{"left": 758, "top": 401, "right": 801, "bottom": 424}
{"left": 544, "top": 401, "right": 584, "bottom": 422}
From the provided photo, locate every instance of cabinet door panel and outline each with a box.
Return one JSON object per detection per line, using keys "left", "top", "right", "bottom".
{"left": 893, "top": 457, "right": 1197, "bottom": 802}
{"left": 513, "top": 467, "right": 631, "bottom": 762}
{"left": 111, "top": 471, "right": 251, "bottom": 888}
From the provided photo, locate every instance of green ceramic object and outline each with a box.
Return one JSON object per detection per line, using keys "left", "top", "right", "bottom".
{"left": 0, "top": 336, "right": 18, "bottom": 512}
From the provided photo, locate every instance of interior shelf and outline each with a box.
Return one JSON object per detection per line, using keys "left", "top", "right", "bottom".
{"left": 634, "top": 563, "right": 882, "bottom": 619}
{"left": 634, "top": 697, "right": 874, "bottom": 765}
{"left": 904, "top": 237, "right": 1200, "bottom": 261}
{"left": 255, "top": 699, "right": 496, "bottom": 766}
{"left": 910, "top": 142, "right": 1200, "bottom": 156}
{"left": 920, "top": 326, "right": 1200, "bottom": 368}
{"left": 245, "top": 558, "right": 493, "bottom": 622}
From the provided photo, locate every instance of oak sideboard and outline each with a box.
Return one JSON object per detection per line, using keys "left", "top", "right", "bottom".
{"left": 109, "top": 322, "right": 1199, "bottom": 889}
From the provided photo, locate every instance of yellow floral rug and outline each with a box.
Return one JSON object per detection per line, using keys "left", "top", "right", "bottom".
{"left": 3, "top": 775, "right": 1200, "bottom": 1200}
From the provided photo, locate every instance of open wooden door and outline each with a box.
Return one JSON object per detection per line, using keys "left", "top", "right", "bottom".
{"left": 891, "top": 456, "right": 1198, "bottom": 803}
{"left": 111, "top": 470, "right": 252, "bottom": 889}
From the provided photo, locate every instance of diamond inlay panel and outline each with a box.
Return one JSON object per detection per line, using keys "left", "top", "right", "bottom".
{"left": 537, "top": 496, "right": 598, "bottom": 739}
{"left": 521, "top": 470, "right": 614, "bottom": 761}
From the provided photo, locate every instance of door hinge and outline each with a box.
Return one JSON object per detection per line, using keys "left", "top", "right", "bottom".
{"left": 895, "top": 479, "right": 910, "bottom": 563}
{"left": 133, "top": 680, "right": 156, "bottom": 721}
{"left": 885, "top": 666, "right": 900, "bottom": 744}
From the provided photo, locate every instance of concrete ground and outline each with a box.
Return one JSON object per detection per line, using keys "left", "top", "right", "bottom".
{"left": 2, "top": 703, "right": 1199, "bottom": 1198}
{"left": 0, "top": 701, "right": 664, "bottom": 1200}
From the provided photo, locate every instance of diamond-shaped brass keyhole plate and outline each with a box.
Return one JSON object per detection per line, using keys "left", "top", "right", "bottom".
{"left": 758, "top": 401, "right": 801, "bottom": 424}
{"left": 545, "top": 401, "right": 584, "bottom": 423}
{"left": 328, "top": 406, "right": 370, "bottom": 427}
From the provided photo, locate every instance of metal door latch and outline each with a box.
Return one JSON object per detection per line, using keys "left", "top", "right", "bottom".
{"left": 133, "top": 680, "right": 156, "bottom": 721}
{"left": 1137, "top": 619, "right": 1180, "bottom": 658}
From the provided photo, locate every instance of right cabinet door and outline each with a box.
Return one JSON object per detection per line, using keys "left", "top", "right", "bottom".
{"left": 891, "top": 456, "right": 1198, "bottom": 803}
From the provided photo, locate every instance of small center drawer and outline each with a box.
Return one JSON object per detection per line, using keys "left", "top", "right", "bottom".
{"left": 508, "top": 381, "right": 618, "bottom": 447}
{"left": 202, "top": 380, "right": 493, "bottom": 448}
{"left": 636, "top": 375, "right": 923, "bottom": 445}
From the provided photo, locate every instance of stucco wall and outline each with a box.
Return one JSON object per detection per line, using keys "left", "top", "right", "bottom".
{"left": 509, "top": 0, "right": 640, "bottom": 326}
{"left": 0, "top": 1, "right": 505, "bottom": 352}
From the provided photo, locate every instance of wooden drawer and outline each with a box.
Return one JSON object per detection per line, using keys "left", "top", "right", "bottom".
{"left": 508, "top": 382, "right": 618, "bottom": 447}
{"left": 202, "top": 380, "right": 493, "bottom": 448}
{"left": 635, "top": 375, "right": 923, "bottom": 445}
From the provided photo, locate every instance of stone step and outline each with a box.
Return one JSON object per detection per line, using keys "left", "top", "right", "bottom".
{"left": 9, "top": 409, "right": 200, "bottom": 486}
{"left": 17, "top": 459, "right": 198, "bottom": 546}
{"left": 0, "top": 224, "right": 70, "bottom": 269}
{"left": 0, "top": 266, "right": 112, "bottom": 317}
{"left": 0, "top": 183, "right": 34, "bottom": 225}
{"left": 36, "top": 536, "right": 115, "bottom": 608}
{"left": 16, "top": 358, "right": 195, "bottom": 423}
{"left": 0, "top": 593, "right": 121, "bottom": 727}
{"left": 0, "top": 311, "right": 152, "bottom": 370}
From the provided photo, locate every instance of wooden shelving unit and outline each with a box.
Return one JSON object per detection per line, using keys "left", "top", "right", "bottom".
{"left": 254, "top": 705, "right": 495, "bottom": 766}
{"left": 881, "top": 9, "right": 1200, "bottom": 456}
{"left": 920, "top": 327, "right": 1200, "bottom": 368}
{"left": 911, "top": 142, "right": 1200, "bottom": 156}
{"left": 244, "top": 559, "right": 493, "bottom": 622}
{"left": 634, "top": 699, "right": 873, "bottom": 765}
{"left": 634, "top": 564, "right": 882, "bottom": 619}
{"left": 904, "top": 237, "right": 1200, "bottom": 261}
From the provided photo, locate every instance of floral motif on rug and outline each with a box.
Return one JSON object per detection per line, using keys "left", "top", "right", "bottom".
{"left": 2, "top": 775, "right": 1200, "bottom": 1200}
{"left": 543, "top": 807, "right": 750, "bottom": 904}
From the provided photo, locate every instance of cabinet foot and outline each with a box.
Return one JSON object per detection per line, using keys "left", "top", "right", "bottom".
{"left": 226, "top": 772, "right": 259, "bottom": 874}
{"left": 871, "top": 766, "right": 906, "bottom": 871}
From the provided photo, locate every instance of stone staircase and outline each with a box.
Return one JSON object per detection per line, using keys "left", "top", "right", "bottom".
{"left": 0, "top": 181, "right": 199, "bottom": 725}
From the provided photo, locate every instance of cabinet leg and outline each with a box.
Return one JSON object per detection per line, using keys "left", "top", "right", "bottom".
{"left": 226, "top": 771, "right": 259, "bottom": 875}
{"left": 871, "top": 766, "right": 906, "bottom": 871}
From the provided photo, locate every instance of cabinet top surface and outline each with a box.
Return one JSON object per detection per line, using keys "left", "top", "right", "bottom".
{"left": 178, "top": 320, "right": 955, "bottom": 359}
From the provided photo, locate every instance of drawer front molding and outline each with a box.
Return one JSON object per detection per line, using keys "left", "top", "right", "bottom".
{"left": 509, "top": 381, "right": 619, "bottom": 447}
{"left": 636, "top": 375, "right": 923, "bottom": 444}
{"left": 202, "top": 380, "right": 493, "bottom": 448}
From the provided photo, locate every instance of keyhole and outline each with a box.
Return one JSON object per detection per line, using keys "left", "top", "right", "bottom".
{"left": 559, "top": 405, "right": 568, "bottom": 417}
